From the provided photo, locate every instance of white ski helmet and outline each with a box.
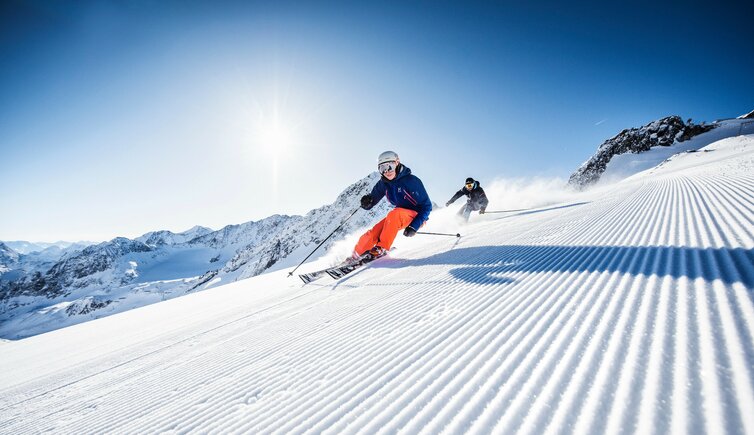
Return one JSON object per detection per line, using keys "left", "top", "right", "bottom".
{"left": 378, "top": 150, "right": 399, "bottom": 165}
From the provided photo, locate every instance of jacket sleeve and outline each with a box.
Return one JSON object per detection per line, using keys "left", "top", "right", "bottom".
{"left": 369, "top": 179, "right": 387, "bottom": 204}
{"left": 447, "top": 189, "right": 465, "bottom": 205}
{"left": 478, "top": 188, "right": 490, "bottom": 209}
{"left": 407, "top": 176, "right": 433, "bottom": 230}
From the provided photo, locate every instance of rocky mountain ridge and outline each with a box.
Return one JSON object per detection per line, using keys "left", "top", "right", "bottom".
{"left": 568, "top": 115, "right": 715, "bottom": 188}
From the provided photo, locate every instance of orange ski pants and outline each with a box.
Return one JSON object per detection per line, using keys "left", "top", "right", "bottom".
{"left": 354, "top": 207, "right": 418, "bottom": 255}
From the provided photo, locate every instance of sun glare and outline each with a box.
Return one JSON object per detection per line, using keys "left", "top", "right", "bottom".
{"left": 259, "top": 118, "right": 293, "bottom": 159}
{"left": 249, "top": 108, "right": 298, "bottom": 196}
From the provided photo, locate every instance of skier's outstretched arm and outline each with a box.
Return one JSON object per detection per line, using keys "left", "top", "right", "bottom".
{"left": 446, "top": 189, "right": 464, "bottom": 207}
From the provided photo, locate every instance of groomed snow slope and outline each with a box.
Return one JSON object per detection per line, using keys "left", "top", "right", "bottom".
{"left": 1, "top": 136, "right": 753, "bottom": 434}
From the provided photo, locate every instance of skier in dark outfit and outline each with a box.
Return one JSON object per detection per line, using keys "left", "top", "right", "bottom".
{"left": 446, "top": 177, "right": 489, "bottom": 222}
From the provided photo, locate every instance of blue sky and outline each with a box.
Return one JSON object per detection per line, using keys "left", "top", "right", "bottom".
{"left": 1, "top": 0, "right": 752, "bottom": 242}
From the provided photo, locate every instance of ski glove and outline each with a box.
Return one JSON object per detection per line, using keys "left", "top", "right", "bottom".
{"left": 360, "top": 195, "right": 375, "bottom": 210}
{"left": 445, "top": 201, "right": 451, "bottom": 207}
{"left": 403, "top": 226, "right": 417, "bottom": 237}
{"left": 479, "top": 208, "right": 486, "bottom": 214}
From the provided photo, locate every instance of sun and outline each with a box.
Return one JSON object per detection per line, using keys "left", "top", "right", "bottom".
{"left": 248, "top": 107, "right": 299, "bottom": 193}
{"left": 258, "top": 117, "right": 293, "bottom": 160}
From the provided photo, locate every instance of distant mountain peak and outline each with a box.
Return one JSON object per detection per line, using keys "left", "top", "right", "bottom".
{"left": 185, "top": 225, "right": 213, "bottom": 234}
{"left": 0, "top": 242, "right": 20, "bottom": 273}
{"left": 136, "top": 225, "right": 214, "bottom": 247}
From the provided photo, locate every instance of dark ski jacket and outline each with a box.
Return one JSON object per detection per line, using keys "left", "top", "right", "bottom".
{"left": 365, "top": 164, "right": 432, "bottom": 231}
{"left": 448, "top": 181, "right": 489, "bottom": 211}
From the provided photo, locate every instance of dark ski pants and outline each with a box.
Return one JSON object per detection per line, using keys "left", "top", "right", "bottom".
{"left": 458, "top": 203, "right": 481, "bottom": 221}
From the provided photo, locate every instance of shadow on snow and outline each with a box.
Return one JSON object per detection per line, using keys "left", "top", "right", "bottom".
{"left": 374, "top": 245, "right": 754, "bottom": 287}
{"left": 491, "top": 202, "right": 591, "bottom": 219}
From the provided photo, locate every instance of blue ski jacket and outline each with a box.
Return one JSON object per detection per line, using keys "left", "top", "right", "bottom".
{"left": 367, "top": 164, "right": 432, "bottom": 231}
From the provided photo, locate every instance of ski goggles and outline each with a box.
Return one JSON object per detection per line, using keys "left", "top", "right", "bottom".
{"left": 378, "top": 161, "right": 397, "bottom": 174}
{"left": 465, "top": 182, "right": 474, "bottom": 188}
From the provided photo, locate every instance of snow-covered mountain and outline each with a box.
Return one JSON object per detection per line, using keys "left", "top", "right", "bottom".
{"left": 568, "top": 113, "right": 754, "bottom": 187}
{"left": 136, "top": 226, "right": 213, "bottom": 247}
{"left": 0, "top": 242, "right": 19, "bottom": 274}
{"left": 0, "top": 173, "right": 392, "bottom": 338}
{"left": 1, "top": 134, "right": 751, "bottom": 433}
{"left": 200, "top": 173, "right": 394, "bottom": 283}
{"left": 2, "top": 240, "right": 89, "bottom": 255}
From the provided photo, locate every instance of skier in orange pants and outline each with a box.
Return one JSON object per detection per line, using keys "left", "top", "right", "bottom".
{"left": 353, "top": 208, "right": 419, "bottom": 256}
{"left": 354, "top": 151, "right": 432, "bottom": 259}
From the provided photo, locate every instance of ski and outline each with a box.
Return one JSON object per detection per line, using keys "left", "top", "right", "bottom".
{"left": 325, "top": 253, "right": 384, "bottom": 279}
{"left": 298, "top": 250, "right": 390, "bottom": 284}
{"left": 298, "top": 256, "right": 364, "bottom": 284}
{"left": 298, "top": 269, "right": 330, "bottom": 284}
{"left": 325, "top": 261, "right": 366, "bottom": 280}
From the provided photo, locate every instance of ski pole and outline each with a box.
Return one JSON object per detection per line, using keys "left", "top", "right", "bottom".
{"left": 416, "top": 231, "right": 461, "bottom": 238}
{"left": 483, "top": 208, "right": 531, "bottom": 213}
{"left": 288, "top": 207, "right": 361, "bottom": 277}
